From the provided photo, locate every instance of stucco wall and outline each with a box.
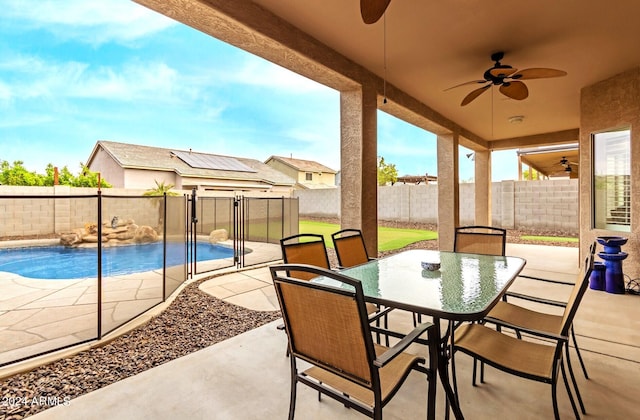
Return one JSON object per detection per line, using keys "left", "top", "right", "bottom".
{"left": 266, "top": 159, "right": 336, "bottom": 186}
{"left": 265, "top": 160, "right": 298, "bottom": 181}
{"left": 88, "top": 148, "right": 125, "bottom": 188}
{"left": 124, "top": 168, "right": 176, "bottom": 190}
{"left": 580, "top": 67, "right": 640, "bottom": 278}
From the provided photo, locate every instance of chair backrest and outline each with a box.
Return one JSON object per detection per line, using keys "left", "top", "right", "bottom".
{"left": 271, "top": 264, "right": 377, "bottom": 389}
{"left": 331, "top": 229, "right": 371, "bottom": 267}
{"left": 280, "top": 233, "right": 331, "bottom": 280}
{"left": 560, "top": 253, "right": 595, "bottom": 336}
{"left": 454, "top": 225, "right": 507, "bottom": 256}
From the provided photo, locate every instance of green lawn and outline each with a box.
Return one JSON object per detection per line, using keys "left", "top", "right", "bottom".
{"left": 299, "top": 220, "right": 437, "bottom": 252}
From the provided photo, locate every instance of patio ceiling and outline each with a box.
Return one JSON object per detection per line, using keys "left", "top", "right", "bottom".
{"left": 517, "top": 145, "right": 579, "bottom": 178}
{"left": 138, "top": 0, "right": 640, "bottom": 151}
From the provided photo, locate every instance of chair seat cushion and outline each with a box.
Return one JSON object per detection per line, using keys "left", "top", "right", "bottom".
{"left": 488, "top": 301, "right": 562, "bottom": 334}
{"left": 303, "top": 344, "right": 424, "bottom": 407}
{"left": 455, "top": 323, "right": 556, "bottom": 380}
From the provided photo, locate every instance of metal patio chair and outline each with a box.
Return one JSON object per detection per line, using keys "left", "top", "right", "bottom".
{"left": 453, "top": 225, "right": 507, "bottom": 256}
{"left": 493, "top": 241, "right": 597, "bottom": 381}
{"left": 270, "top": 263, "right": 438, "bottom": 420}
{"left": 331, "top": 228, "right": 376, "bottom": 268}
{"left": 279, "top": 233, "right": 389, "bottom": 342}
{"left": 452, "top": 255, "right": 594, "bottom": 420}
{"left": 280, "top": 233, "right": 333, "bottom": 280}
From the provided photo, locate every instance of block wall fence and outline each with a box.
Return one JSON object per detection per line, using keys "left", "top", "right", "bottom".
{"left": 0, "top": 179, "right": 579, "bottom": 237}
{"left": 0, "top": 186, "right": 163, "bottom": 239}
{"left": 0, "top": 186, "right": 296, "bottom": 239}
{"left": 295, "top": 178, "right": 579, "bottom": 234}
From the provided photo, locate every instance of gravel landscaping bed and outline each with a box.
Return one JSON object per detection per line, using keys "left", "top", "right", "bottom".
{"left": 1, "top": 219, "right": 576, "bottom": 419}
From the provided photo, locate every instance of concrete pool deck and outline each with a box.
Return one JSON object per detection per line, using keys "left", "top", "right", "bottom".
{"left": 0, "top": 240, "right": 281, "bottom": 370}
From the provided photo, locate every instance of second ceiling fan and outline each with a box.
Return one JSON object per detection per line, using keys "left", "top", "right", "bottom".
{"left": 447, "top": 52, "right": 567, "bottom": 106}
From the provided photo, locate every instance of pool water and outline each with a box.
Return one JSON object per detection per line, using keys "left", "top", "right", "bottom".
{"left": 0, "top": 241, "right": 234, "bottom": 279}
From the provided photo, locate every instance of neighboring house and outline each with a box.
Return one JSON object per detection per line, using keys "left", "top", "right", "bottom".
{"left": 264, "top": 156, "right": 337, "bottom": 189}
{"left": 87, "top": 141, "right": 296, "bottom": 192}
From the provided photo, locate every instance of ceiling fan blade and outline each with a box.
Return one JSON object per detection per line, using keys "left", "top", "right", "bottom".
{"left": 461, "top": 85, "right": 491, "bottom": 106}
{"left": 489, "top": 67, "right": 518, "bottom": 78}
{"left": 360, "top": 0, "right": 391, "bottom": 24}
{"left": 511, "top": 68, "right": 567, "bottom": 80}
{"left": 499, "top": 81, "right": 529, "bottom": 100}
{"left": 444, "top": 79, "right": 487, "bottom": 92}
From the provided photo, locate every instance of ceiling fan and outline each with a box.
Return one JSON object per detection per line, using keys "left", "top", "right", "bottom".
{"left": 560, "top": 156, "right": 578, "bottom": 173}
{"left": 360, "top": 0, "right": 391, "bottom": 24}
{"left": 446, "top": 52, "right": 567, "bottom": 106}
{"left": 560, "top": 156, "right": 578, "bottom": 167}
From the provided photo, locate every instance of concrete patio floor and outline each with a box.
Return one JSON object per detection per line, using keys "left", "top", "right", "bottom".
{"left": 25, "top": 244, "right": 640, "bottom": 418}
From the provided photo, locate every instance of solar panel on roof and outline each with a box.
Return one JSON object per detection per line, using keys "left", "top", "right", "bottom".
{"left": 172, "top": 150, "right": 257, "bottom": 173}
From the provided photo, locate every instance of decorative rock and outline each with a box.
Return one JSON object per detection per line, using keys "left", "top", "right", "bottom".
{"left": 134, "top": 226, "right": 159, "bottom": 243}
{"left": 115, "top": 225, "right": 137, "bottom": 241}
{"left": 209, "top": 229, "right": 229, "bottom": 243}
{"left": 60, "top": 232, "right": 82, "bottom": 247}
{"left": 83, "top": 234, "right": 109, "bottom": 243}
{"left": 84, "top": 222, "right": 98, "bottom": 235}
{"left": 61, "top": 218, "right": 146, "bottom": 246}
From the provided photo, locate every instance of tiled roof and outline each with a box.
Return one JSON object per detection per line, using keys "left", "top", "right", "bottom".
{"left": 92, "top": 141, "right": 296, "bottom": 186}
{"left": 265, "top": 156, "right": 336, "bottom": 174}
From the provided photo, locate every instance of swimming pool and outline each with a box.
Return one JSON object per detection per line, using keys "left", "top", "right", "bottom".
{"left": 0, "top": 241, "right": 235, "bottom": 279}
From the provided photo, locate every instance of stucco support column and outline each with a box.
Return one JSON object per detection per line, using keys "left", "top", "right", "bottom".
{"left": 437, "top": 133, "right": 459, "bottom": 251}
{"left": 340, "top": 85, "right": 378, "bottom": 256}
{"left": 474, "top": 150, "right": 491, "bottom": 225}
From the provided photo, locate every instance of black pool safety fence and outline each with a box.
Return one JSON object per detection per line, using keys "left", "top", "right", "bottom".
{"left": 0, "top": 191, "right": 297, "bottom": 367}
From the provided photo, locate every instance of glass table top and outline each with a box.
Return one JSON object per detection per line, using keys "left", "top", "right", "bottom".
{"left": 318, "top": 249, "right": 526, "bottom": 320}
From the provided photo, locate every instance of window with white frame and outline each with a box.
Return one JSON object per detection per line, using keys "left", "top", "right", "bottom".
{"left": 593, "top": 129, "right": 631, "bottom": 231}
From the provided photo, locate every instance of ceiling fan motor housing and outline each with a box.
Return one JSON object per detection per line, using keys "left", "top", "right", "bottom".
{"left": 485, "top": 65, "right": 513, "bottom": 84}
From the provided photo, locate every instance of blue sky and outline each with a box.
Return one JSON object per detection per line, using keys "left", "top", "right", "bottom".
{"left": 0, "top": 0, "right": 517, "bottom": 182}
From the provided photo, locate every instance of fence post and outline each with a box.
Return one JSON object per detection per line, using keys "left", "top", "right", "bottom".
{"left": 97, "top": 191, "right": 102, "bottom": 339}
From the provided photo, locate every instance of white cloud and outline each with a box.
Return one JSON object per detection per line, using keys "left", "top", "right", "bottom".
{"left": 222, "top": 57, "right": 329, "bottom": 94}
{"left": 69, "top": 62, "right": 182, "bottom": 101}
{"left": 1, "top": 0, "right": 175, "bottom": 45}
{"left": 0, "top": 114, "right": 55, "bottom": 129}
{"left": 1, "top": 51, "right": 203, "bottom": 105}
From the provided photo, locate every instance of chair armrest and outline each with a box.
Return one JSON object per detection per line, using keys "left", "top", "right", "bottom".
{"left": 505, "top": 291, "right": 567, "bottom": 308}
{"left": 374, "top": 322, "right": 433, "bottom": 367}
{"left": 367, "top": 305, "right": 394, "bottom": 322}
{"left": 517, "top": 274, "right": 574, "bottom": 286}
{"left": 483, "top": 317, "right": 569, "bottom": 342}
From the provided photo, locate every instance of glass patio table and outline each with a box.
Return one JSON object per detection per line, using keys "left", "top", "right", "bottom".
{"left": 316, "top": 249, "right": 526, "bottom": 419}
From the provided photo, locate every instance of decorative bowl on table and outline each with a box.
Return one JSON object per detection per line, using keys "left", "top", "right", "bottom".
{"left": 421, "top": 261, "right": 441, "bottom": 271}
